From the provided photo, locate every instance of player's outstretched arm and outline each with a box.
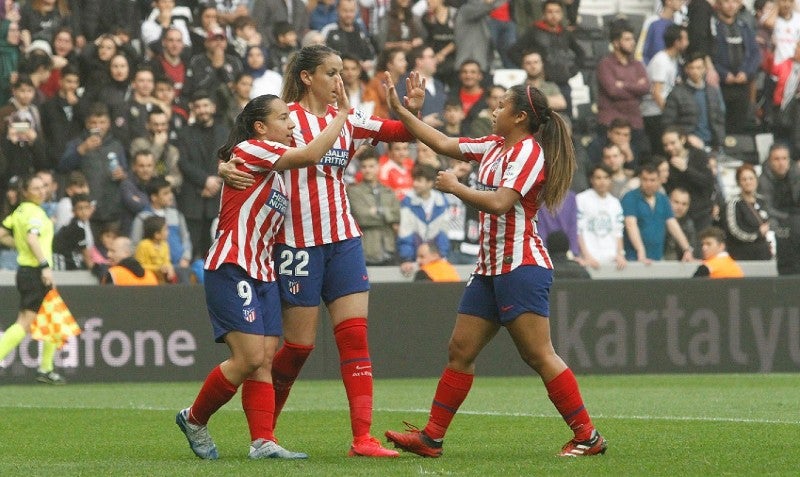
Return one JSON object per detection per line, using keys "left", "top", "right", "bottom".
{"left": 385, "top": 71, "right": 462, "bottom": 160}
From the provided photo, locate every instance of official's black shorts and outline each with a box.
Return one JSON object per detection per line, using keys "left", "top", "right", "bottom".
{"left": 16, "top": 266, "right": 49, "bottom": 312}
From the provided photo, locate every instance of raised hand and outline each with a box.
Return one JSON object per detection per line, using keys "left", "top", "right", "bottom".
{"left": 404, "top": 70, "right": 426, "bottom": 114}
{"left": 333, "top": 75, "right": 351, "bottom": 112}
{"left": 383, "top": 71, "right": 404, "bottom": 113}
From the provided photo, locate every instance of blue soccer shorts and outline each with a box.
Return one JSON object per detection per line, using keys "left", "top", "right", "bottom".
{"left": 457, "top": 265, "right": 553, "bottom": 324}
{"left": 276, "top": 238, "right": 370, "bottom": 307}
{"left": 204, "top": 263, "right": 282, "bottom": 342}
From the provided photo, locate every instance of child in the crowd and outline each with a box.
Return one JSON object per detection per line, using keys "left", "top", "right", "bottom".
{"left": 54, "top": 171, "right": 90, "bottom": 231}
{"left": 53, "top": 194, "right": 95, "bottom": 270}
{"left": 438, "top": 98, "right": 466, "bottom": 137}
{"left": 135, "top": 215, "right": 176, "bottom": 283}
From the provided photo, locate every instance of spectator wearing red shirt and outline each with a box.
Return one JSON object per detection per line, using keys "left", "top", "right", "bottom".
{"left": 378, "top": 141, "right": 414, "bottom": 199}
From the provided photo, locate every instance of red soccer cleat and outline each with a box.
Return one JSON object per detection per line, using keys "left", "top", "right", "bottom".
{"left": 348, "top": 435, "right": 400, "bottom": 457}
{"left": 385, "top": 422, "right": 443, "bottom": 458}
{"left": 558, "top": 429, "right": 608, "bottom": 457}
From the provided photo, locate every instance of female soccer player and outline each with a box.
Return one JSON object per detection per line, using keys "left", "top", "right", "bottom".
{"left": 383, "top": 74, "right": 607, "bottom": 458}
{"left": 219, "top": 44, "right": 425, "bottom": 457}
{"left": 175, "top": 82, "right": 352, "bottom": 460}
{"left": 0, "top": 175, "right": 64, "bottom": 384}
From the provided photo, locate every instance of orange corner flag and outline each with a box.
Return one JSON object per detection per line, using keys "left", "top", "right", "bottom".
{"left": 30, "top": 289, "right": 82, "bottom": 349}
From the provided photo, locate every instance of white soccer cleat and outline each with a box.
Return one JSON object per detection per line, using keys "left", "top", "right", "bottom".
{"left": 248, "top": 438, "right": 309, "bottom": 459}
{"left": 175, "top": 408, "right": 219, "bottom": 460}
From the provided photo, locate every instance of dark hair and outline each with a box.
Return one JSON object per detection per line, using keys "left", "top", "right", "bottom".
{"left": 661, "top": 126, "right": 686, "bottom": 144}
{"left": 70, "top": 193, "right": 91, "bottom": 207}
{"left": 588, "top": 163, "right": 613, "bottom": 180}
{"left": 602, "top": 142, "right": 621, "bottom": 156}
{"left": 19, "top": 51, "right": 53, "bottom": 75}
{"left": 522, "top": 48, "right": 544, "bottom": 62}
{"left": 282, "top": 44, "right": 339, "bottom": 103}
{"left": 508, "top": 84, "right": 575, "bottom": 209}
{"left": 133, "top": 149, "right": 154, "bottom": 164}
{"left": 147, "top": 176, "right": 172, "bottom": 197}
{"left": 768, "top": 142, "right": 790, "bottom": 157}
{"left": 684, "top": 51, "right": 706, "bottom": 66}
{"left": 142, "top": 215, "right": 167, "bottom": 241}
{"left": 217, "top": 94, "right": 282, "bottom": 161}
{"left": 67, "top": 170, "right": 88, "bottom": 188}
{"left": 274, "top": 21, "right": 294, "bottom": 39}
{"left": 12, "top": 75, "right": 35, "bottom": 90}
{"left": 61, "top": 63, "right": 80, "bottom": 79}
{"left": 412, "top": 163, "right": 438, "bottom": 181}
{"left": 191, "top": 89, "right": 213, "bottom": 103}
{"left": 444, "top": 97, "right": 462, "bottom": 109}
{"left": 698, "top": 226, "right": 726, "bottom": 243}
{"left": 356, "top": 146, "right": 379, "bottom": 162}
{"left": 458, "top": 59, "right": 482, "bottom": 73}
{"left": 99, "top": 221, "right": 121, "bottom": 237}
{"left": 17, "top": 174, "right": 39, "bottom": 195}
{"left": 637, "top": 162, "right": 659, "bottom": 176}
{"left": 232, "top": 15, "right": 256, "bottom": 31}
{"left": 133, "top": 65, "right": 154, "bottom": 80}
{"left": 608, "top": 117, "right": 632, "bottom": 130}
{"left": 735, "top": 163, "right": 757, "bottom": 183}
{"left": 542, "top": 0, "right": 564, "bottom": 11}
{"left": 407, "top": 45, "right": 430, "bottom": 68}
{"left": 233, "top": 71, "right": 253, "bottom": 84}
{"left": 376, "top": 47, "right": 405, "bottom": 72}
{"left": 147, "top": 106, "right": 166, "bottom": 118}
{"left": 663, "top": 24, "right": 686, "bottom": 48}
{"left": 669, "top": 186, "right": 690, "bottom": 198}
{"left": 609, "top": 21, "right": 634, "bottom": 42}
{"left": 87, "top": 102, "right": 110, "bottom": 118}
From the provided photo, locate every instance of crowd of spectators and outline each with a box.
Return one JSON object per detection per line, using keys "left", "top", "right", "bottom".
{"left": 1, "top": 0, "right": 799, "bottom": 283}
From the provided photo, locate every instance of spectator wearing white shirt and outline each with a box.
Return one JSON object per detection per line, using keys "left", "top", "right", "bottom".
{"left": 577, "top": 164, "right": 627, "bottom": 270}
{"left": 641, "top": 24, "right": 689, "bottom": 155}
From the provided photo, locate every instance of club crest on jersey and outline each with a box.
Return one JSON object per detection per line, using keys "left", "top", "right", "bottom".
{"left": 243, "top": 307, "right": 256, "bottom": 323}
{"left": 288, "top": 280, "right": 301, "bottom": 295}
{"left": 503, "top": 161, "right": 519, "bottom": 179}
{"left": 319, "top": 148, "right": 349, "bottom": 168}
{"left": 352, "top": 107, "right": 368, "bottom": 127}
{"left": 266, "top": 189, "right": 288, "bottom": 215}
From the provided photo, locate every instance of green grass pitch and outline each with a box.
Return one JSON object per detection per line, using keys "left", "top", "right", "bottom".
{"left": 1, "top": 374, "right": 798, "bottom": 476}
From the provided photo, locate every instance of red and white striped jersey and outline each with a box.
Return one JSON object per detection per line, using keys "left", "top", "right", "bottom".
{"left": 205, "top": 139, "right": 290, "bottom": 282}
{"left": 458, "top": 135, "right": 552, "bottom": 275}
{"left": 280, "top": 103, "right": 410, "bottom": 247}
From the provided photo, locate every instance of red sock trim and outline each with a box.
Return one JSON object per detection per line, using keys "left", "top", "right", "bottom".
{"left": 271, "top": 341, "right": 314, "bottom": 427}
{"left": 334, "top": 317, "right": 372, "bottom": 439}
{"left": 190, "top": 365, "right": 238, "bottom": 425}
{"left": 545, "top": 368, "right": 594, "bottom": 440}
{"left": 424, "top": 368, "right": 474, "bottom": 440}
{"left": 242, "top": 380, "right": 275, "bottom": 441}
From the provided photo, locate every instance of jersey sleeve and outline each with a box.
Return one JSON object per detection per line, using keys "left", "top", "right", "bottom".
{"left": 498, "top": 140, "right": 544, "bottom": 197}
{"left": 458, "top": 136, "right": 502, "bottom": 163}
{"left": 349, "top": 107, "right": 415, "bottom": 147}
{"left": 233, "top": 140, "right": 288, "bottom": 173}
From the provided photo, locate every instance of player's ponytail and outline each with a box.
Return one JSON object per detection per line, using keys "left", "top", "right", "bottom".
{"left": 216, "top": 94, "right": 280, "bottom": 161}
{"left": 509, "top": 84, "right": 576, "bottom": 210}
{"left": 538, "top": 109, "right": 576, "bottom": 210}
